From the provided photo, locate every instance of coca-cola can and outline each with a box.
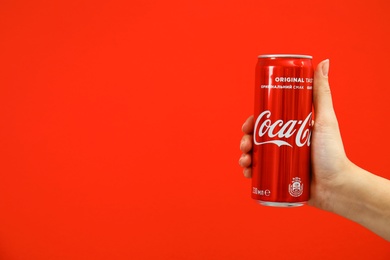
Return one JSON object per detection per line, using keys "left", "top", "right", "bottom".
{"left": 252, "top": 54, "right": 313, "bottom": 207}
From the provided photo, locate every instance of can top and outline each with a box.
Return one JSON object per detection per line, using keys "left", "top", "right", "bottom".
{"left": 258, "top": 54, "right": 312, "bottom": 59}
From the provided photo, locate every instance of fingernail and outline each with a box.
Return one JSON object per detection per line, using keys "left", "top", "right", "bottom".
{"left": 243, "top": 168, "right": 252, "bottom": 178}
{"left": 239, "top": 156, "right": 243, "bottom": 166}
{"left": 240, "top": 139, "right": 246, "bottom": 150}
{"left": 322, "top": 59, "right": 329, "bottom": 77}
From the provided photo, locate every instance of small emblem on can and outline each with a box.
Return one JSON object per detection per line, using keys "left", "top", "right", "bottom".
{"left": 289, "top": 177, "right": 303, "bottom": 197}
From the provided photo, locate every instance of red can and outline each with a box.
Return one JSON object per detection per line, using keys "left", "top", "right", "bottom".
{"left": 252, "top": 54, "right": 313, "bottom": 207}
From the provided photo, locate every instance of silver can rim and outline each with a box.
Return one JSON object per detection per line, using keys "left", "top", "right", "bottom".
{"left": 258, "top": 54, "right": 312, "bottom": 59}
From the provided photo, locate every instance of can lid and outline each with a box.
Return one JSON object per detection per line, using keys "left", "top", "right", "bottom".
{"left": 258, "top": 54, "right": 312, "bottom": 59}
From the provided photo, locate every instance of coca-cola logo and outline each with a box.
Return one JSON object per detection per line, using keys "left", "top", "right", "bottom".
{"left": 253, "top": 110, "right": 312, "bottom": 147}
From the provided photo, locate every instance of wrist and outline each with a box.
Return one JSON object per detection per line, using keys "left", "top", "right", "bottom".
{"left": 317, "top": 162, "right": 390, "bottom": 241}
{"left": 322, "top": 161, "right": 361, "bottom": 215}
{"left": 308, "top": 159, "right": 355, "bottom": 213}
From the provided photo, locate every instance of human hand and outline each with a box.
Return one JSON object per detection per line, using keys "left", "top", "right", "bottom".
{"left": 239, "top": 60, "right": 352, "bottom": 211}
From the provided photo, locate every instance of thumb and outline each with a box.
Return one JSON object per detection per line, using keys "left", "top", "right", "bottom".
{"left": 313, "top": 59, "right": 336, "bottom": 122}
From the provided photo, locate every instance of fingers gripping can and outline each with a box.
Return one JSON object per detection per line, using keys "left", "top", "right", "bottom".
{"left": 252, "top": 54, "right": 313, "bottom": 207}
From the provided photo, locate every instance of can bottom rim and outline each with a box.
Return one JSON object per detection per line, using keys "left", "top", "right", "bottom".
{"left": 257, "top": 201, "right": 306, "bottom": 207}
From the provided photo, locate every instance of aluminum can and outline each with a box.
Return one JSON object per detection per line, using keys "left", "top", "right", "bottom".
{"left": 252, "top": 54, "right": 313, "bottom": 207}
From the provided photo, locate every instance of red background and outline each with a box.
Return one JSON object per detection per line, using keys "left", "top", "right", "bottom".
{"left": 1, "top": 0, "right": 390, "bottom": 259}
